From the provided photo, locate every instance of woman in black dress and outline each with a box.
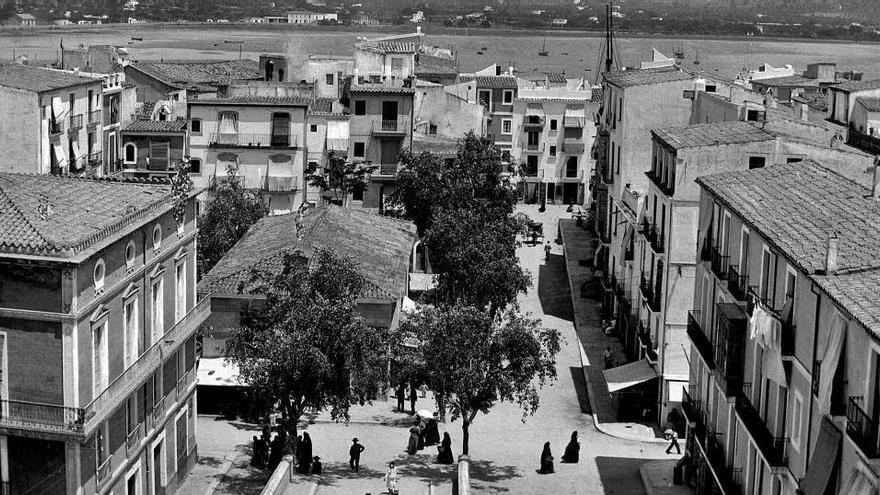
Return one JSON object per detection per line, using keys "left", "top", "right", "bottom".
{"left": 539, "top": 442, "right": 554, "bottom": 474}
{"left": 437, "top": 432, "right": 454, "bottom": 464}
{"left": 561, "top": 431, "right": 580, "bottom": 463}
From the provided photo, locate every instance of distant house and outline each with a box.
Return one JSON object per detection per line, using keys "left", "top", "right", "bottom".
{"left": 551, "top": 18, "right": 568, "bottom": 26}
{"left": 2, "top": 13, "right": 38, "bottom": 26}
{"left": 124, "top": 59, "right": 261, "bottom": 102}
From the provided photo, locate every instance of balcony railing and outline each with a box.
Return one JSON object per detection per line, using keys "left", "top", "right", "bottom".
{"left": 523, "top": 116, "right": 545, "bottom": 128}
{"left": 640, "top": 333, "right": 658, "bottom": 363}
{"left": 126, "top": 421, "right": 144, "bottom": 457}
{"left": 374, "top": 163, "right": 399, "bottom": 176}
{"left": 177, "top": 370, "right": 192, "bottom": 401}
{"left": 735, "top": 394, "right": 789, "bottom": 467}
{"left": 96, "top": 455, "right": 113, "bottom": 486}
{"left": 0, "top": 400, "right": 86, "bottom": 434}
{"left": 209, "top": 133, "right": 299, "bottom": 148}
{"left": 563, "top": 141, "right": 586, "bottom": 154}
{"left": 49, "top": 119, "right": 64, "bottom": 135}
{"left": 87, "top": 110, "right": 102, "bottom": 125}
{"left": 69, "top": 113, "right": 83, "bottom": 130}
{"left": 714, "top": 303, "right": 748, "bottom": 397}
{"left": 688, "top": 310, "right": 715, "bottom": 369}
{"left": 521, "top": 141, "right": 544, "bottom": 152}
{"left": 846, "top": 396, "right": 880, "bottom": 458}
{"left": 646, "top": 170, "right": 675, "bottom": 196}
{"left": 727, "top": 265, "right": 748, "bottom": 301}
{"left": 649, "top": 224, "right": 664, "bottom": 253}
{"left": 152, "top": 396, "right": 166, "bottom": 426}
{"left": 710, "top": 246, "right": 730, "bottom": 280}
{"left": 372, "top": 118, "right": 409, "bottom": 136}
{"left": 681, "top": 387, "right": 703, "bottom": 425}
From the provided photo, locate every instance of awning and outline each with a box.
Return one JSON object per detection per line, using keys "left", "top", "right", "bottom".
{"left": 240, "top": 164, "right": 264, "bottom": 190}
{"left": 266, "top": 155, "right": 294, "bottom": 192}
{"left": 603, "top": 359, "right": 658, "bottom": 393}
{"left": 799, "top": 417, "right": 842, "bottom": 495}
{"left": 563, "top": 106, "right": 586, "bottom": 127}
{"left": 51, "top": 96, "right": 64, "bottom": 122}
{"left": 197, "top": 358, "right": 243, "bottom": 387}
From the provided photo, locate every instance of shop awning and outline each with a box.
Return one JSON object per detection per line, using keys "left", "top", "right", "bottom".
{"left": 603, "top": 359, "right": 658, "bottom": 393}
{"left": 197, "top": 357, "right": 243, "bottom": 387}
{"left": 799, "top": 417, "right": 842, "bottom": 495}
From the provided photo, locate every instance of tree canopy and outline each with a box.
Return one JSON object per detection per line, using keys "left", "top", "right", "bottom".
{"left": 226, "top": 248, "right": 388, "bottom": 448}
{"left": 305, "top": 152, "right": 376, "bottom": 207}
{"left": 389, "top": 131, "right": 529, "bottom": 314}
{"left": 397, "top": 304, "right": 561, "bottom": 455}
{"left": 197, "top": 166, "right": 269, "bottom": 277}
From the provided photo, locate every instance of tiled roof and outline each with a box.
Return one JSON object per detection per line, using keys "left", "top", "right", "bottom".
{"left": 123, "top": 119, "right": 187, "bottom": 133}
{"left": 415, "top": 64, "right": 458, "bottom": 76}
{"left": 198, "top": 205, "right": 417, "bottom": 301}
{"left": 751, "top": 75, "right": 820, "bottom": 88}
{"left": 603, "top": 67, "right": 693, "bottom": 88}
{"left": 833, "top": 79, "right": 880, "bottom": 93}
{"left": 474, "top": 75, "right": 518, "bottom": 89}
{"left": 0, "top": 64, "right": 100, "bottom": 93}
{"left": 350, "top": 85, "right": 415, "bottom": 95}
{"left": 309, "top": 97, "right": 337, "bottom": 114}
{"left": 696, "top": 160, "right": 880, "bottom": 276}
{"left": 791, "top": 89, "right": 828, "bottom": 112}
{"left": 188, "top": 95, "right": 311, "bottom": 106}
{"left": 128, "top": 59, "right": 260, "bottom": 89}
{"left": 651, "top": 121, "right": 775, "bottom": 149}
{"left": 812, "top": 270, "right": 880, "bottom": 340}
{"left": 412, "top": 133, "right": 459, "bottom": 156}
{"left": 856, "top": 96, "right": 880, "bottom": 112}
{"left": 0, "top": 173, "right": 176, "bottom": 259}
{"left": 357, "top": 41, "right": 419, "bottom": 54}
{"left": 546, "top": 72, "right": 567, "bottom": 83}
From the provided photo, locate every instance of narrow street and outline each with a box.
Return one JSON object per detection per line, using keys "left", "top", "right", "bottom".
{"left": 187, "top": 205, "right": 671, "bottom": 495}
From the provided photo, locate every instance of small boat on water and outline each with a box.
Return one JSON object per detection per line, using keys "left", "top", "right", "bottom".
{"left": 538, "top": 38, "right": 548, "bottom": 57}
{"left": 561, "top": 52, "right": 568, "bottom": 55}
{"left": 481, "top": 46, "right": 488, "bottom": 50}
{"left": 477, "top": 51, "right": 484, "bottom": 55}
{"left": 131, "top": 37, "right": 143, "bottom": 41}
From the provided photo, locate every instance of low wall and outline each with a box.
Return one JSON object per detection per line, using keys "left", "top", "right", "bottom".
{"left": 261, "top": 455, "right": 295, "bottom": 495}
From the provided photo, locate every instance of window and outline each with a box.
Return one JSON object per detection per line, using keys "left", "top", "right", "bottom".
{"left": 190, "top": 119, "right": 201, "bottom": 134}
{"left": 746, "top": 109, "right": 760, "bottom": 122}
{"left": 618, "top": 97, "right": 622, "bottom": 121}
{"left": 124, "top": 143, "right": 137, "bottom": 164}
{"left": 189, "top": 158, "right": 201, "bottom": 174}
{"left": 124, "top": 296, "right": 138, "bottom": 367}
{"left": 325, "top": 73, "right": 334, "bottom": 85}
{"left": 429, "top": 124, "right": 437, "bottom": 135}
{"left": 391, "top": 57, "right": 403, "bottom": 70}
{"left": 152, "top": 278, "right": 164, "bottom": 343}
{"left": 501, "top": 119, "right": 512, "bottom": 135}
{"left": 271, "top": 113, "right": 291, "bottom": 147}
{"left": 152, "top": 224, "right": 163, "bottom": 252}
{"left": 740, "top": 228, "right": 750, "bottom": 273}
{"left": 93, "top": 259, "right": 106, "bottom": 291}
{"left": 760, "top": 246, "right": 772, "bottom": 300}
{"left": 353, "top": 142, "right": 365, "bottom": 158}
{"left": 502, "top": 90, "right": 514, "bottom": 105}
{"left": 352, "top": 186, "right": 364, "bottom": 202}
{"left": 175, "top": 261, "right": 186, "bottom": 323}
{"left": 310, "top": 124, "right": 318, "bottom": 132}
{"left": 526, "top": 155, "right": 538, "bottom": 175}
{"left": 616, "top": 144, "right": 621, "bottom": 174}
{"left": 93, "top": 320, "right": 109, "bottom": 396}
{"left": 785, "top": 266, "right": 797, "bottom": 315}
{"left": 790, "top": 392, "right": 803, "bottom": 450}
{"left": 527, "top": 131, "right": 539, "bottom": 146}
{"left": 354, "top": 100, "right": 366, "bottom": 115}
{"left": 217, "top": 111, "right": 238, "bottom": 136}
{"left": 478, "top": 90, "right": 492, "bottom": 111}
{"left": 549, "top": 145, "right": 557, "bottom": 157}
{"left": 125, "top": 240, "right": 136, "bottom": 268}
{"left": 705, "top": 85, "right": 717, "bottom": 93}
{"left": 786, "top": 156, "right": 803, "bottom": 163}
{"left": 550, "top": 119, "right": 558, "bottom": 131}
{"left": 748, "top": 156, "right": 766, "bottom": 169}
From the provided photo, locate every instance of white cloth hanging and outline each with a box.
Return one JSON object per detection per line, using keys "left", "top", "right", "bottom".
{"left": 750, "top": 304, "right": 786, "bottom": 387}
{"left": 818, "top": 311, "right": 847, "bottom": 414}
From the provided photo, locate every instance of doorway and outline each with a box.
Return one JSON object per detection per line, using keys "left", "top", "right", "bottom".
{"left": 562, "top": 183, "right": 578, "bottom": 204}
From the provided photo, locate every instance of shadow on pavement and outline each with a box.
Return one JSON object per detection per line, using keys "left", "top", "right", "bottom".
{"left": 538, "top": 253, "right": 574, "bottom": 321}
{"left": 308, "top": 462, "right": 385, "bottom": 487}
{"left": 595, "top": 456, "right": 653, "bottom": 495}
{"left": 215, "top": 447, "right": 272, "bottom": 495}
{"left": 569, "top": 367, "right": 592, "bottom": 414}
{"left": 198, "top": 455, "right": 226, "bottom": 468}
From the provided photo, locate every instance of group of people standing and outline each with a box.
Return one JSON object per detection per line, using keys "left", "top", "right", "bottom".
{"left": 539, "top": 431, "right": 581, "bottom": 475}
{"left": 405, "top": 415, "right": 454, "bottom": 464}
{"left": 395, "top": 382, "right": 428, "bottom": 414}
{"left": 250, "top": 426, "right": 322, "bottom": 474}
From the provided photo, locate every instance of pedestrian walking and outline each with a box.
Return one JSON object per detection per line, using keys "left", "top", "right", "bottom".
{"left": 544, "top": 241, "right": 551, "bottom": 261}
{"left": 539, "top": 442, "right": 555, "bottom": 474}
{"left": 396, "top": 383, "right": 406, "bottom": 412}
{"left": 665, "top": 428, "right": 681, "bottom": 454}
{"left": 603, "top": 346, "right": 614, "bottom": 370}
{"left": 385, "top": 462, "right": 401, "bottom": 495}
{"left": 436, "top": 432, "right": 454, "bottom": 464}
{"left": 407, "top": 420, "right": 420, "bottom": 454}
{"left": 349, "top": 438, "right": 365, "bottom": 472}
{"left": 561, "top": 431, "right": 580, "bottom": 463}
{"left": 409, "top": 382, "right": 418, "bottom": 414}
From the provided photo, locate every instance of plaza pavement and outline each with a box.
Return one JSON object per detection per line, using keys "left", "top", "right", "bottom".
{"left": 183, "top": 205, "right": 686, "bottom": 495}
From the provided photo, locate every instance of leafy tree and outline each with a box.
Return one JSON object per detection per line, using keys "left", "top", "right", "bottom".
{"left": 226, "top": 249, "right": 388, "bottom": 454}
{"left": 305, "top": 152, "right": 376, "bottom": 207}
{"left": 197, "top": 165, "right": 269, "bottom": 277}
{"left": 397, "top": 304, "right": 561, "bottom": 456}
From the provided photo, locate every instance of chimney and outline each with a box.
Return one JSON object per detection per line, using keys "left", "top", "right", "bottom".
{"left": 873, "top": 156, "right": 880, "bottom": 199}
{"left": 824, "top": 232, "right": 839, "bottom": 275}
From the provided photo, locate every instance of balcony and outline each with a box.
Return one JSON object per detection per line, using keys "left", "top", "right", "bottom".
{"left": 373, "top": 163, "right": 400, "bottom": 177}
{"left": 49, "top": 119, "right": 64, "bottom": 136}
{"left": 151, "top": 396, "right": 166, "bottom": 426}
{"left": 562, "top": 140, "right": 585, "bottom": 154}
{"left": 714, "top": 303, "right": 747, "bottom": 397}
{"left": 735, "top": 394, "right": 789, "bottom": 467}
{"left": 96, "top": 455, "right": 113, "bottom": 487}
{"left": 647, "top": 223, "right": 664, "bottom": 254}
{"left": 645, "top": 170, "right": 675, "bottom": 196}
{"left": 561, "top": 169, "right": 583, "bottom": 181}
{"left": 87, "top": 110, "right": 102, "bottom": 125}
{"left": 846, "top": 397, "right": 880, "bottom": 458}
{"left": 373, "top": 117, "right": 409, "bottom": 136}
{"left": 126, "top": 421, "right": 144, "bottom": 457}
{"left": 0, "top": 298, "right": 211, "bottom": 439}
{"left": 521, "top": 141, "right": 544, "bottom": 153}
{"left": 746, "top": 287, "right": 776, "bottom": 317}
{"left": 727, "top": 265, "right": 748, "bottom": 301}
{"left": 688, "top": 310, "right": 715, "bottom": 369}
{"left": 208, "top": 133, "right": 299, "bottom": 149}
{"left": 681, "top": 387, "right": 703, "bottom": 426}
{"left": 640, "top": 273, "right": 661, "bottom": 312}
{"left": 564, "top": 117, "right": 584, "bottom": 128}
{"left": 69, "top": 113, "right": 83, "bottom": 131}
{"left": 523, "top": 116, "right": 544, "bottom": 129}
{"left": 599, "top": 159, "right": 613, "bottom": 185}
{"left": 710, "top": 246, "right": 730, "bottom": 280}
{"left": 639, "top": 333, "right": 658, "bottom": 364}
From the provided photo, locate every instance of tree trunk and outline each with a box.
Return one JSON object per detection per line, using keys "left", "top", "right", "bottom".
{"left": 286, "top": 401, "right": 299, "bottom": 459}
{"left": 461, "top": 420, "right": 470, "bottom": 456}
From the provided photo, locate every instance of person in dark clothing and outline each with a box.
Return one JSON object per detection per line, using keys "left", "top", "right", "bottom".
{"left": 424, "top": 416, "right": 440, "bottom": 446}
{"left": 349, "top": 438, "right": 365, "bottom": 472}
{"left": 436, "top": 432, "right": 454, "bottom": 464}
{"left": 299, "top": 433, "right": 313, "bottom": 474}
{"left": 539, "top": 442, "right": 554, "bottom": 474}
{"left": 311, "top": 456, "right": 322, "bottom": 474}
{"left": 396, "top": 384, "right": 406, "bottom": 412}
{"left": 268, "top": 433, "right": 284, "bottom": 470}
{"left": 561, "top": 431, "right": 580, "bottom": 463}
{"left": 251, "top": 436, "right": 263, "bottom": 468}
{"left": 665, "top": 429, "right": 681, "bottom": 455}
{"left": 409, "top": 382, "right": 418, "bottom": 414}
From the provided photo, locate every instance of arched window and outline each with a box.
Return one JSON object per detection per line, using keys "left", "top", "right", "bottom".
{"left": 124, "top": 143, "right": 136, "bottom": 164}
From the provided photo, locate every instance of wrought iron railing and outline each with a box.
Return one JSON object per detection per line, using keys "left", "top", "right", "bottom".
{"left": 710, "top": 246, "right": 730, "bottom": 280}
{"left": 735, "top": 394, "right": 789, "bottom": 466}
{"left": 126, "top": 421, "right": 144, "bottom": 457}
{"left": 96, "top": 455, "right": 112, "bottom": 486}
{"left": 209, "top": 133, "right": 298, "bottom": 148}
{"left": 87, "top": 110, "right": 102, "bottom": 124}
{"left": 727, "top": 265, "right": 748, "bottom": 301}
{"left": 69, "top": 113, "right": 83, "bottom": 129}
{"left": 0, "top": 400, "right": 85, "bottom": 432}
{"left": 687, "top": 310, "right": 715, "bottom": 369}
{"left": 847, "top": 396, "right": 880, "bottom": 458}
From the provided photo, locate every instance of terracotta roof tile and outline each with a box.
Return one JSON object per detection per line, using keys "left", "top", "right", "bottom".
{"left": 812, "top": 270, "right": 880, "bottom": 340}
{"left": 128, "top": 59, "right": 261, "bottom": 89}
{"left": 198, "top": 205, "right": 417, "bottom": 301}
{"left": 189, "top": 95, "right": 311, "bottom": 106}
{"left": 696, "top": 160, "right": 880, "bottom": 275}
{"left": 0, "top": 173, "right": 175, "bottom": 258}
{"left": 0, "top": 63, "right": 100, "bottom": 93}
{"left": 856, "top": 96, "right": 880, "bottom": 112}
{"left": 474, "top": 75, "right": 519, "bottom": 89}
{"left": 123, "top": 119, "right": 187, "bottom": 133}
{"left": 603, "top": 67, "right": 693, "bottom": 88}
{"left": 652, "top": 121, "right": 775, "bottom": 149}
{"left": 834, "top": 79, "right": 880, "bottom": 93}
